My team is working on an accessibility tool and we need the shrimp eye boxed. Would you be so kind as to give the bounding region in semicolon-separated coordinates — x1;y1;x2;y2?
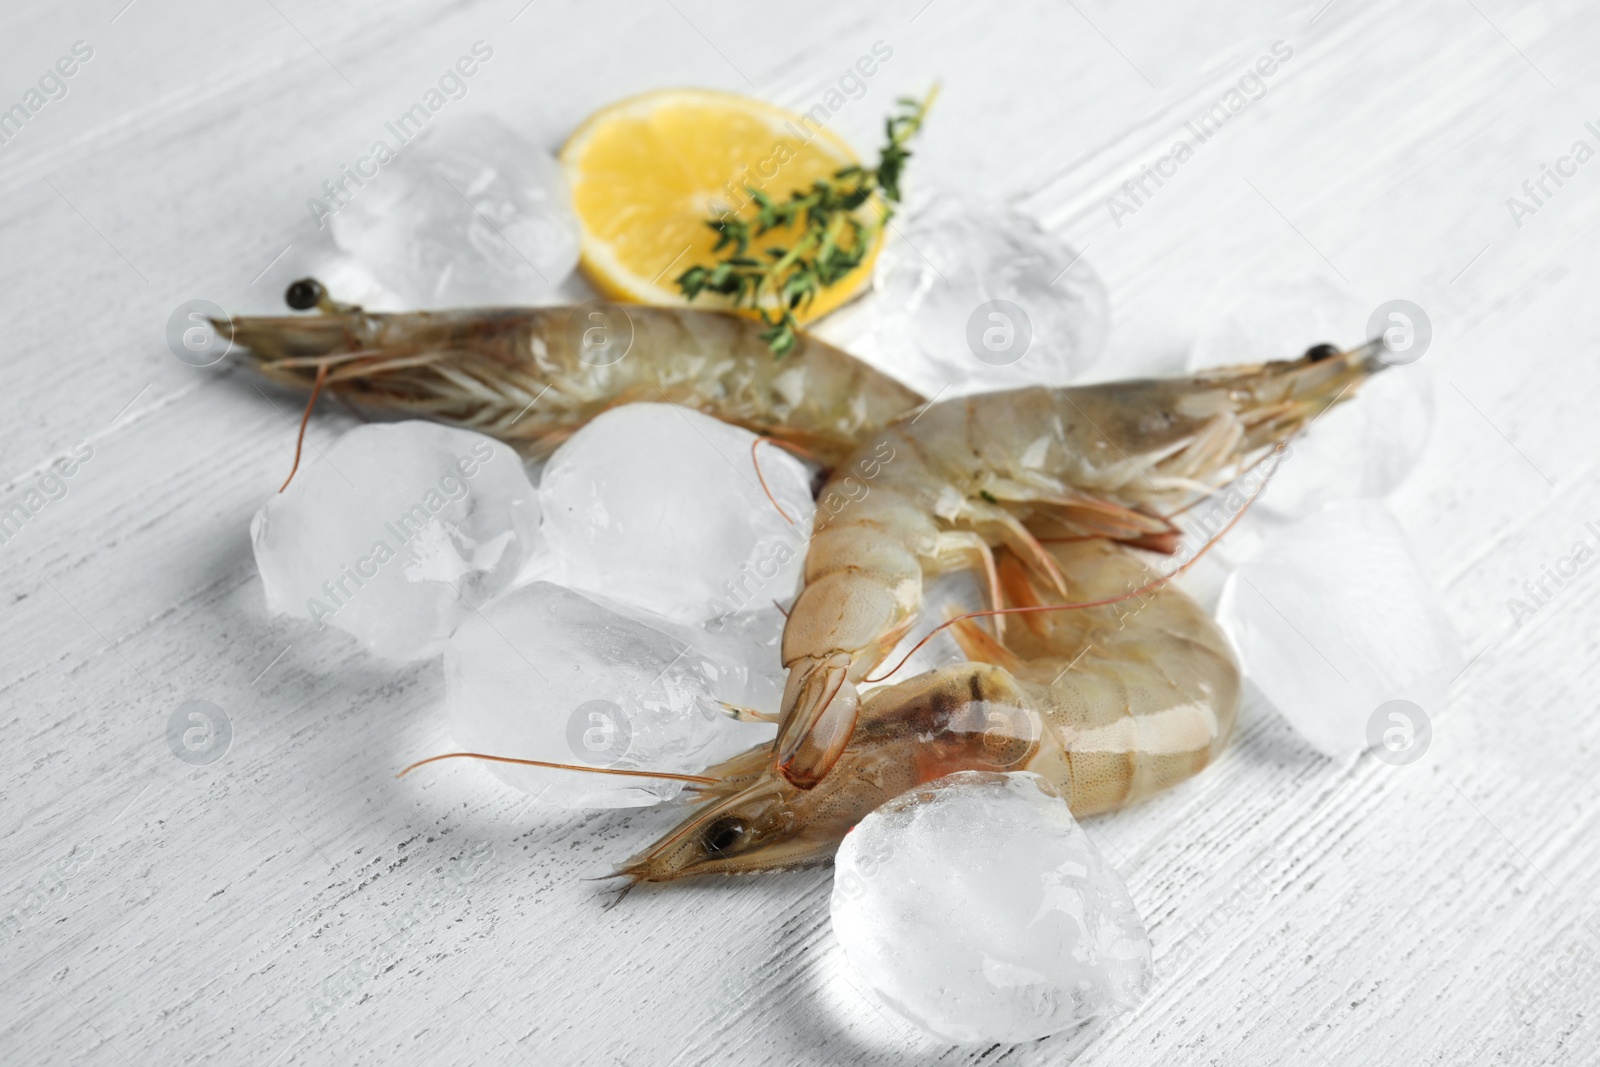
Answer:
702;817;747;855
1304;343;1339;363
285;278;326;311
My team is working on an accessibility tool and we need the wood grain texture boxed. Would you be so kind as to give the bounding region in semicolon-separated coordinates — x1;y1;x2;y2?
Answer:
3;0;1598;1064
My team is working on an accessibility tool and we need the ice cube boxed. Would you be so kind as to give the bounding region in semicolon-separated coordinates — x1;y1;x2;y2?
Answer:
251;421;539;660
1255;369;1433;519
329;114;579;307
1189;276;1434;518
1190;274;1364;371
248;213;408;313
698;600;789;710
1215;501;1463;757
830;770;1152;1044
444;581;776;808
814;195;1108;396
537;403;816;625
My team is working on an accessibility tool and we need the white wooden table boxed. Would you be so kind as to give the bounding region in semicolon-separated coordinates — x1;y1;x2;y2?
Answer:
4;1;1599;1063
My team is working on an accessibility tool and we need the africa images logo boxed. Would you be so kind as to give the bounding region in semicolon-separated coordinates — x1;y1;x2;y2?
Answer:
1505;520;1600;629
0;40;94;150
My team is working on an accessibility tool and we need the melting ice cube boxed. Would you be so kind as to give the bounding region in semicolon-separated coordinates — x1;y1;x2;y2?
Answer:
830;770;1152;1044
250;421;539;660
536;403;815;625
1190;274;1364;371
329;113;579;306
815;195;1109;397
1215;500;1463;757
444;581;777;807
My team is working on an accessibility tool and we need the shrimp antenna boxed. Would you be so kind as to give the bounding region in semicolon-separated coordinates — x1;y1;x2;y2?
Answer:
1163;443;1286;519
276;276;355;492
396;751;718;785
581;869;642;907
278;361;328;492
751;436;822;525
864;442;1285;682
600;879;637;910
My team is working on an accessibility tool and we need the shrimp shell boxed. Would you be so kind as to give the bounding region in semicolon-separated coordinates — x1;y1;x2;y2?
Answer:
219;302;924;466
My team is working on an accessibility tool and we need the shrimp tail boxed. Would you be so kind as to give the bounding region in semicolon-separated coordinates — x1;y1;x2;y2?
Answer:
774;653;861;789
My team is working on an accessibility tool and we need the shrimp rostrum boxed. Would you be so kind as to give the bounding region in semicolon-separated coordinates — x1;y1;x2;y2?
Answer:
620;536;1240;883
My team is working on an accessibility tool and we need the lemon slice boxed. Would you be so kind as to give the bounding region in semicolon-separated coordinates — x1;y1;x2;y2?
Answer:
560;88;880;322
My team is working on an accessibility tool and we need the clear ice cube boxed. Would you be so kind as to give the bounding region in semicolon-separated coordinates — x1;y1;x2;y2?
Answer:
249;214;407;313
1255;368;1433;518
1215;500;1463;757
814;195;1109;396
444;581;776;808
830;770;1152;1044
536;403;816;625
698;600;789;711
250;421;539;661
329;113;579;307
1190;274;1363;370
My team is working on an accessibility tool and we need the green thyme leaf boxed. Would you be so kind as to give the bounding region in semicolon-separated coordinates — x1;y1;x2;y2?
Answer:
676;85;937;355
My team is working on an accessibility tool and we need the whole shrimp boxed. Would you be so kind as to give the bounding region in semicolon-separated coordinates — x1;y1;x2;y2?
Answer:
616;535;1241;883
218;280;923;467
772;340;1387;788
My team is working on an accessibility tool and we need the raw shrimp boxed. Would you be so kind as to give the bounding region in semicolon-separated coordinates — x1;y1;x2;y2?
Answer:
772;340;1387;788
617;536;1241;883
217;280;924;466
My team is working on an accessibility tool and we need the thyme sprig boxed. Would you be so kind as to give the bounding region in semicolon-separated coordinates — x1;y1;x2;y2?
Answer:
676;86;937;356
